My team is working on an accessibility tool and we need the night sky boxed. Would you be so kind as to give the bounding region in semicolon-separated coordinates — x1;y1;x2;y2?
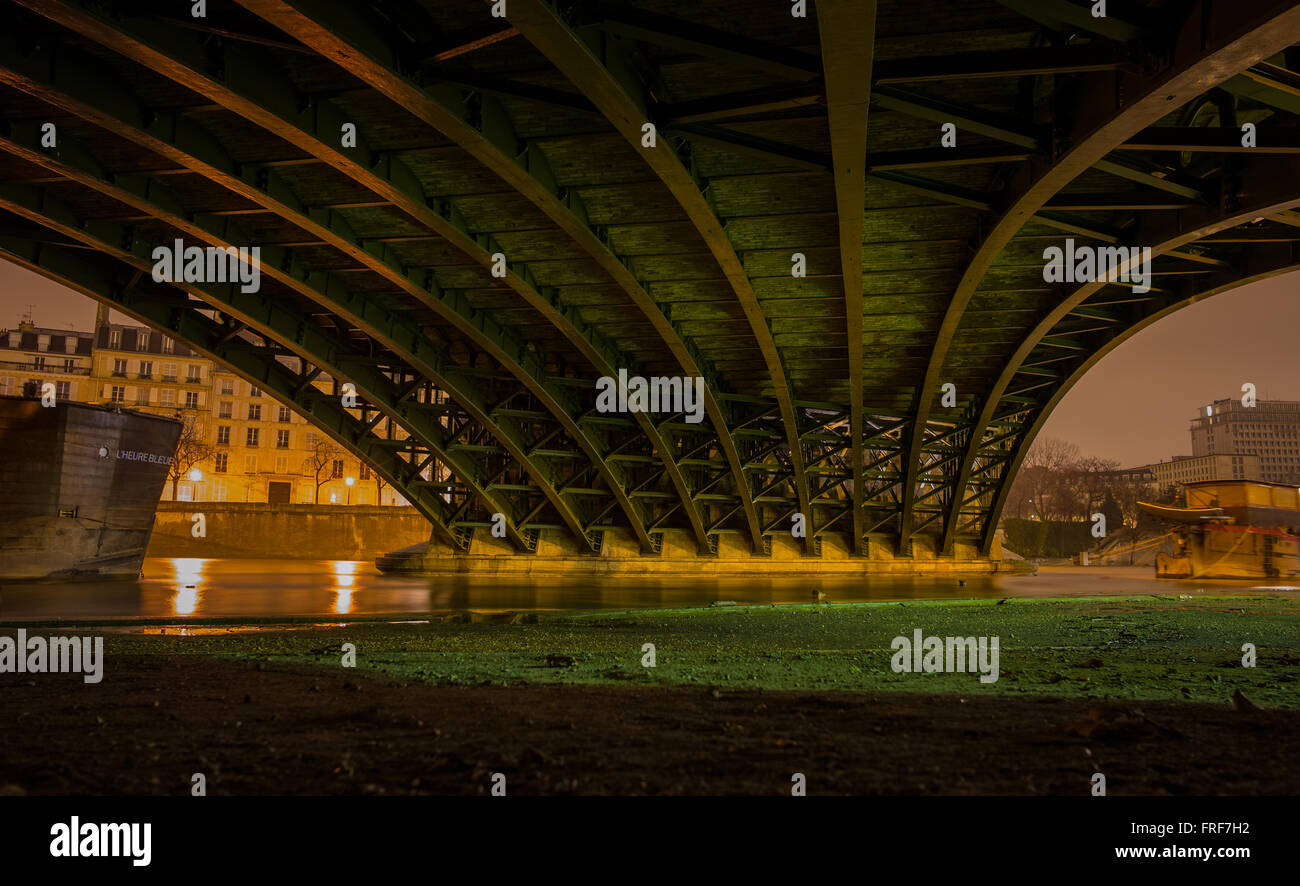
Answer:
2;260;1297;469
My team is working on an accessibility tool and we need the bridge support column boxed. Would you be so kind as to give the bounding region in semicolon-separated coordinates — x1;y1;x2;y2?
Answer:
376;528;1009;577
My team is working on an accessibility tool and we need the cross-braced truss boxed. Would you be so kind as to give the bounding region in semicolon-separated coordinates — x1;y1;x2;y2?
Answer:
2;0;1298;557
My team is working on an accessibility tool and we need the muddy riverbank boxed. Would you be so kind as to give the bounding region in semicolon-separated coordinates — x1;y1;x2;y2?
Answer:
2;595;1297;795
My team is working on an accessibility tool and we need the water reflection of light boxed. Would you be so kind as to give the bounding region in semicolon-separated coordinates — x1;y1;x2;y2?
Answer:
332;561;357;614
171;558;207;616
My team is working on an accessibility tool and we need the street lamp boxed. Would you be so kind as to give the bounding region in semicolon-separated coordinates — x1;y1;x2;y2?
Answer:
188;468;203;482
345;475;355;505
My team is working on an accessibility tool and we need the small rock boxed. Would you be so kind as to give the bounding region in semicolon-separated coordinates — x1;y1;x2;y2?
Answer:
1232;688;1262;713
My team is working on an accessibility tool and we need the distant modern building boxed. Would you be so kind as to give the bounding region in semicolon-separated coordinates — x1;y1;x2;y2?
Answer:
1;308;411;507
1141;453;1261;496
1191;397;1300;485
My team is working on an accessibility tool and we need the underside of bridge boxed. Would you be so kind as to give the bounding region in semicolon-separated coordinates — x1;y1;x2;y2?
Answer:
2;0;1299;570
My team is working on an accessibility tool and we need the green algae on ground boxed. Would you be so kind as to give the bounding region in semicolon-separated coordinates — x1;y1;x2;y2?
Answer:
57;594;1300;709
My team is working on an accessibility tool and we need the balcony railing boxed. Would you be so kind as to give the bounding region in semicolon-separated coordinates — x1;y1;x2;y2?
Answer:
0;360;90;375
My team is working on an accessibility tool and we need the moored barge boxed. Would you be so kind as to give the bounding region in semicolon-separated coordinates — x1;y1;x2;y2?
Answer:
0;395;181;580
1138;479;1300;579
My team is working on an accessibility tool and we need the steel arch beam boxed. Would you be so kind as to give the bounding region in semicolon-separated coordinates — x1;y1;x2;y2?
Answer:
0;231;467;548
979;248;1300;553
0;24;655;553
231;0;762;551
899;0;1300;550
0;186;540;552
947;156;1300;551
0;121;596;549
13;0;668;552
817;0;877;555
507;0;815;554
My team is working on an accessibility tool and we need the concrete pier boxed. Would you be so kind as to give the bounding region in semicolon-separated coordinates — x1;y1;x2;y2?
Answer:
377;527;1017;577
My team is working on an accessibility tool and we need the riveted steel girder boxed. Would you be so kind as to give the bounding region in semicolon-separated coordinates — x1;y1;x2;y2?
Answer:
0;121;598;549
0;24;658;553
231;0;763;552
899;0;1300;551
507;0;815;553
0;183;542;551
12;0;669;553
946;156;1300;551
0;229;471;548
817;0;877;555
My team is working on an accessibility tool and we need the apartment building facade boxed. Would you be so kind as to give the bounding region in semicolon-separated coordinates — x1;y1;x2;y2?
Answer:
1;314;407;507
0;323;94;400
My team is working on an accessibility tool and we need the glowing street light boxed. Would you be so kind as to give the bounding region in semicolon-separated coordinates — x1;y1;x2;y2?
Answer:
188;468;203;482
345;475;355;504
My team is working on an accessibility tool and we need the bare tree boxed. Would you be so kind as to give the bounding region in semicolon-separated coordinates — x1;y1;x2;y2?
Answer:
167;413;215;500
302;437;343;504
1009;438;1083;522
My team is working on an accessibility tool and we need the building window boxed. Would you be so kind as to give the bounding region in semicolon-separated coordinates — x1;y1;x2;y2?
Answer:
137;331;150;351
136;388;150;406
246;428;259;447
216;426;230;445
221;378;234;395
162;363;177;382
275;455;288;474
108;329;121;349
245;455;257;474
112;358;127;377
139;360;152;379
65;337;77;354
162;337;174;354
214;452;228;473
187;365;202;383
110;385;125;403
160;389;176;407
56;381;70;400
218;402;232;419
276;429;289;449
33;356;46;371
248;403;261;421
184;391;200;409
249;385;262;398
305;433;317;449
331;459;344;479
63;358;76;372
359;464;371;481
278;406;290;423
0;377;12;396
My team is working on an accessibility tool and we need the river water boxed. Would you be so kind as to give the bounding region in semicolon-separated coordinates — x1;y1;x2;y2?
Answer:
1;558;1297;622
